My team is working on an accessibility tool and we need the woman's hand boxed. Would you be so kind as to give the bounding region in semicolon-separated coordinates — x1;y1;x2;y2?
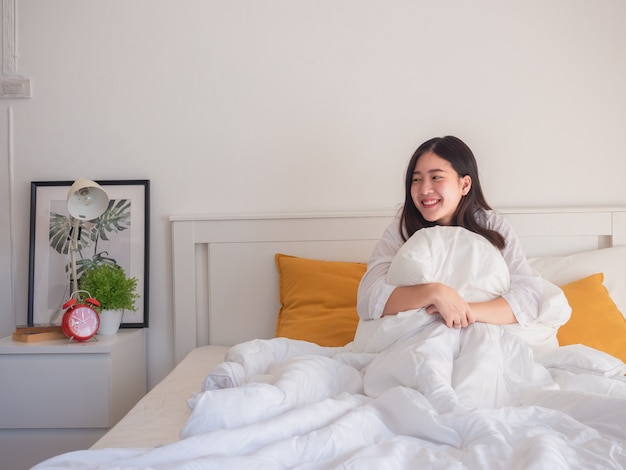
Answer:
424;283;476;329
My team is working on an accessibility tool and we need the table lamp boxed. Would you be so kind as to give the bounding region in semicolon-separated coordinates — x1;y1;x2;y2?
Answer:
66;177;109;295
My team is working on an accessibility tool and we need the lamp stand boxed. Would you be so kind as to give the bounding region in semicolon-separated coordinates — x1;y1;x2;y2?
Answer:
69;217;81;296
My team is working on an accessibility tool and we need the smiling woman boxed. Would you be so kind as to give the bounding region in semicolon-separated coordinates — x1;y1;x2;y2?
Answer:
402;136;504;249
357;136;540;329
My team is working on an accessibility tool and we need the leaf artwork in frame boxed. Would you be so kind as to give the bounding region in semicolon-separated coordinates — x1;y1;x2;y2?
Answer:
28;180;149;328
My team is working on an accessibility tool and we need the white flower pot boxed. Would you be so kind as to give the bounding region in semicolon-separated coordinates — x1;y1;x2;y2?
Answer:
98;309;123;335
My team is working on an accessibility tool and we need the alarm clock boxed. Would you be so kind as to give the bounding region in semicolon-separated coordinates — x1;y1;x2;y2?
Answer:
61;296;101;342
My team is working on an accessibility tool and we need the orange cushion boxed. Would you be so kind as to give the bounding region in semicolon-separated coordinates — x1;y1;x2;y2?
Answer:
558;273;626;363
275;254;366;347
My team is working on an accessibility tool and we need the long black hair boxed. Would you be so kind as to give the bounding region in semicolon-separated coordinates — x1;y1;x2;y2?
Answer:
399;135;505;249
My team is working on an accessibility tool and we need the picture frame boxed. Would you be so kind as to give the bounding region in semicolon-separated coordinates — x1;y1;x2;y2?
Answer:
27;179;150;328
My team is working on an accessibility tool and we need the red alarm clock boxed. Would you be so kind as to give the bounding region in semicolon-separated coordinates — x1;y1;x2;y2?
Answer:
61;294;101;342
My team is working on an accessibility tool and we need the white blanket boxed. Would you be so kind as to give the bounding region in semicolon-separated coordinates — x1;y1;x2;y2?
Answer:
33;337;626;469
34;227;626;469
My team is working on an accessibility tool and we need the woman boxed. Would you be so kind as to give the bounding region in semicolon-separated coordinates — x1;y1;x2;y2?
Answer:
357;136;542;329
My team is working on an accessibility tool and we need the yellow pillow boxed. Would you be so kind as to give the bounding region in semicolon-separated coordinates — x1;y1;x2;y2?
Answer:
558;273;626;363
275;254;366;347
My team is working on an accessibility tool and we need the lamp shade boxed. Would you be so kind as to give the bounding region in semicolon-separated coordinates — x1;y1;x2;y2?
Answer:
67;177;109;221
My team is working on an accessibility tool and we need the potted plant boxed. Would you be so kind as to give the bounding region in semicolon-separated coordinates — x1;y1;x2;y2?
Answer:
79;263;139;335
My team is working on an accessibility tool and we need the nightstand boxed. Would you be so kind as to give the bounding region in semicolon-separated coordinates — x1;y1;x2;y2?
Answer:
0;328;147;470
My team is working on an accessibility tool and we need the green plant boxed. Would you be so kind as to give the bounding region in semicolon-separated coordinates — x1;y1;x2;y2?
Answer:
79;264;139;312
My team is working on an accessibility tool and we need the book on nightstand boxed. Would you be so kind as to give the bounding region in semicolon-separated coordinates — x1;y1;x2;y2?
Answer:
12;325;67;342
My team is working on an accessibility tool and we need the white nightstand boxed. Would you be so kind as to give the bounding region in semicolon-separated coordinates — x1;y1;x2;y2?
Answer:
0;328;147;470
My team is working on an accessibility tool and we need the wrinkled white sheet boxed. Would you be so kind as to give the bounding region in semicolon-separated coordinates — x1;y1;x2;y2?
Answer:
34;332;626;470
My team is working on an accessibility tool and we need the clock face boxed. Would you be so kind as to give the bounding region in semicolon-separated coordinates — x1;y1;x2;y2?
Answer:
63;305;100;341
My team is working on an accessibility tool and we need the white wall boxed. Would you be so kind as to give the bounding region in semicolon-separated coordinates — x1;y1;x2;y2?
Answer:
1;0;625;388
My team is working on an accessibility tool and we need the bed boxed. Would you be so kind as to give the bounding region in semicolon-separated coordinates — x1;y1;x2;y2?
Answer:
34;207;626;469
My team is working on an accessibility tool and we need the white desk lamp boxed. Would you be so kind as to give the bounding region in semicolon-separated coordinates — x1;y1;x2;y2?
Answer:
67;178;109;295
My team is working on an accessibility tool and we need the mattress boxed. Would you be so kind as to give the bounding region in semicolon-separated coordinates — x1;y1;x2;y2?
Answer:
91;345;228;449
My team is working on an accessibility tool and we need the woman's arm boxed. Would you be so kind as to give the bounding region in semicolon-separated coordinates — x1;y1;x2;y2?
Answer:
357;218;404;320
390;283;475;328
469;297;516;324
481;210;543;325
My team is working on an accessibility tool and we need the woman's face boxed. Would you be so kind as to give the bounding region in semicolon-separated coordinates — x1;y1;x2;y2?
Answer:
410;151;471;226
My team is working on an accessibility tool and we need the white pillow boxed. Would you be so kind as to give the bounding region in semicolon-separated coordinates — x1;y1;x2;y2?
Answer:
386;225;510;302
528;246;626;318
352;226;510;353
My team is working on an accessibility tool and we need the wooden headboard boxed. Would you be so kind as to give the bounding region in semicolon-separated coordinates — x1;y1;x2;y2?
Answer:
170;207;626;363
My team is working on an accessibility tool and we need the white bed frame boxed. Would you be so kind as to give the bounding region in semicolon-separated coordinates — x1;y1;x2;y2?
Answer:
170;207;626;364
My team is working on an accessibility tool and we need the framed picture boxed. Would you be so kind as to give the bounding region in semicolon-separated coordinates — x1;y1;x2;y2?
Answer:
27;179;150;328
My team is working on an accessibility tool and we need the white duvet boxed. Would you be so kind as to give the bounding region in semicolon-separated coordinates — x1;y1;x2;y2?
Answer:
35;227;626;469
